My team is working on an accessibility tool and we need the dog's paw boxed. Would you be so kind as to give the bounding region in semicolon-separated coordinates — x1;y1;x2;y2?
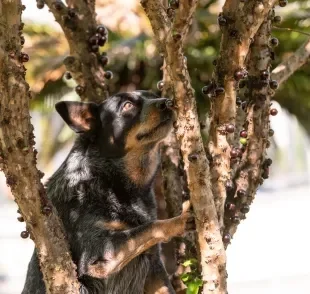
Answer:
172;201;196;236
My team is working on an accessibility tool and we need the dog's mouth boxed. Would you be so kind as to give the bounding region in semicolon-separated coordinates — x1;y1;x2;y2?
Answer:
136;117;172;141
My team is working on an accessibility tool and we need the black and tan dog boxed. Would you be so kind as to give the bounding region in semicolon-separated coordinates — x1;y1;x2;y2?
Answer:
22;91;194;294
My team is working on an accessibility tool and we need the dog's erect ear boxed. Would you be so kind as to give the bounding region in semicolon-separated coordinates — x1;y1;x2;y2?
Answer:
55;101;98;133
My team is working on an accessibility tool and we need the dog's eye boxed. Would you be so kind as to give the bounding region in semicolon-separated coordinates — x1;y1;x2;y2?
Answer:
122;102;134;112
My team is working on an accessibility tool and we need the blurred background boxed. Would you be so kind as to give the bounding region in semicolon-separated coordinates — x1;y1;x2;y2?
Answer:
0;0;310;293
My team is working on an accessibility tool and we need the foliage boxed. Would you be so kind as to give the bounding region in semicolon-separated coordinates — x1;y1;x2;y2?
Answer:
22;0;310;163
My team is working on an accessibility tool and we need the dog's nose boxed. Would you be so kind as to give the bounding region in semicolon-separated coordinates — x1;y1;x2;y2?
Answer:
156;99;174;110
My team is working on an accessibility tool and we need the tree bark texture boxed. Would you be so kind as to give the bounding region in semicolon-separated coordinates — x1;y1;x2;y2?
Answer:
223;10;274;246
44;0;109;102
0;1;80;293
208;0;276;232
271;38;310;85
142;1;227;293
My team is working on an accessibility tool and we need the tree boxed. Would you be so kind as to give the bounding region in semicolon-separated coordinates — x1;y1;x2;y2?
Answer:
0;0;309;293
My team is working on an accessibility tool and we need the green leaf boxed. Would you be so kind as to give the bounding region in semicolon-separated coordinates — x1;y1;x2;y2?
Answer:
186;281;202;294
182;258;198;267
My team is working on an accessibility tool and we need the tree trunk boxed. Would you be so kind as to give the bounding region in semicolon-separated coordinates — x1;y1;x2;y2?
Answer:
0;1;80;293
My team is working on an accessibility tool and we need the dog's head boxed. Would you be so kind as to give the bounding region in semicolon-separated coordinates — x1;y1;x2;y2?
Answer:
55;91;175;157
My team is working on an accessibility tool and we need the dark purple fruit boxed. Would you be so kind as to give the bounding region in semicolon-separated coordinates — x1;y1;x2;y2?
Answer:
75;85;85;95
215;87;225;95
17;216;24;222
166;100;174;108
226;124;235;133
236;148;242;158
223;234;231;243
270;37;279;47
236;98;242;106
99;55;109;67
266;140;271;148
42;206;52;215
68;9;76;18
230;148;238;159
265;158;273;166
270;108;278;116
157;80;164;91
225;180;234;191
234;70;244;81
260;70;269;80
170;0;179;9
88;35;98;45
237;189;246;197
225;202;236;211
212;59;217;66
173;33;182;41
200;121;206;129
232;216;240;224
98;36;107;46
21;231;29;239
262;168;269;179
20;36;25;45
167;7;175;18
20;53;29;63
91;45;99;52
53;0;63;10
218;16;227;26
240;130;247;138
273;16;282;23
104;71;113;79
36;0;44;9
279;0;288;7
65;72;72;79
269;80;279;90
202;84;213;95
188;153;198;162
268;129;274;136
97;25;108;36
241;205;250;214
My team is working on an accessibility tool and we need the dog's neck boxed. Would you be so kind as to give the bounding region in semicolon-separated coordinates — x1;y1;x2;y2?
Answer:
72;137;161;189
121;144;160;188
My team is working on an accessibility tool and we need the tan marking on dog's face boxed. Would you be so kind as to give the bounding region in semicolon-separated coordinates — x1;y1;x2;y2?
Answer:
123;144;160;186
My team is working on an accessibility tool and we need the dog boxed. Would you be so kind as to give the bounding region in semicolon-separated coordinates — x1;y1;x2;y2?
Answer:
22;91;194;294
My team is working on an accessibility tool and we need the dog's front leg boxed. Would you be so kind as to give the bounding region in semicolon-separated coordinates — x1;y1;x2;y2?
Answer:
85;201;194;279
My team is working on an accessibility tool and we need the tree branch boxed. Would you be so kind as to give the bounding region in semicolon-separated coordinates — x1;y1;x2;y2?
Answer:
0;2;80;293
44;0;109;102
142;1;227;293
271;38;310;85
224;10;274;247
208;0;276;232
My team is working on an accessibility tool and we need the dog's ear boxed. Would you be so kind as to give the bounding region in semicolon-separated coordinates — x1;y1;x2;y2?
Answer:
55;101;98;133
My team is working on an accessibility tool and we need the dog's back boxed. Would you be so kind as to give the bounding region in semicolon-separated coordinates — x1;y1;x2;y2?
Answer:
22;91;176;294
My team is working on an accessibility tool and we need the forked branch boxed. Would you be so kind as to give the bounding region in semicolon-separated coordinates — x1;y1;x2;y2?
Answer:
208;0;276;232
224;11;274;246
44;0;109;102
142;0;226;293
0;1;80;293
271;38;310;85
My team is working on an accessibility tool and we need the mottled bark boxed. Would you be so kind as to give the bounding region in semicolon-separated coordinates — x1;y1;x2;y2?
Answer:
271;38;310;85
142;1;227;293
223;11;274;246
44;0;109;102
0;1;80;293
208;0;276;232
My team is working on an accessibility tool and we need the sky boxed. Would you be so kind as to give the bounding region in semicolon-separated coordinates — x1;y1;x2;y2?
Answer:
22;1;59;28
